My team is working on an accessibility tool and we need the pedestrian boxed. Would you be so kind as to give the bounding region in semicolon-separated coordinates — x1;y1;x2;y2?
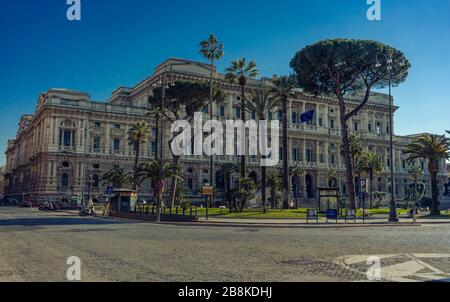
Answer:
103;198;110;217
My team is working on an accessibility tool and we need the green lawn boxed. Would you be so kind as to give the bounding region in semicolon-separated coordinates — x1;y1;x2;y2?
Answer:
195;208;410;219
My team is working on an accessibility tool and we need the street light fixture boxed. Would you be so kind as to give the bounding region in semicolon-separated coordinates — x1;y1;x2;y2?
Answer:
376;53;399;222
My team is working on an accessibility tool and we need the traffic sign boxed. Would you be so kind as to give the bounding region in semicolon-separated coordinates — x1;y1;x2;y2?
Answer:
202;186;214;196
360;179;367;193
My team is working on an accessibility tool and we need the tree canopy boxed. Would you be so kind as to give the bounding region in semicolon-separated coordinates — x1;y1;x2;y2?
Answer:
290;39;410;119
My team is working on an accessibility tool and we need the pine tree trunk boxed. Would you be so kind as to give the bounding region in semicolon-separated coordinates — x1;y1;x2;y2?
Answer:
338;100;356;209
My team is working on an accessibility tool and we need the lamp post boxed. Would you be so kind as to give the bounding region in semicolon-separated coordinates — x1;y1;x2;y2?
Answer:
82;128;93;206
377;54;399;222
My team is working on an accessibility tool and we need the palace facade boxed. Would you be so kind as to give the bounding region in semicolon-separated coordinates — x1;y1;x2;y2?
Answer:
3;58;449;207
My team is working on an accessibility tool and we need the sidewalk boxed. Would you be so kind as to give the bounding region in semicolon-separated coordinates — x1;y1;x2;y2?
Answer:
190;216;450;228
53;208;450;228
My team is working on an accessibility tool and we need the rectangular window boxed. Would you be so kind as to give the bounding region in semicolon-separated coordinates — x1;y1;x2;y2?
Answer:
318;117;323;127
306;149;313;162
354;122;358;132
279;147;283;161
331;154;335;164
114;124;121;129
292;148;298;161
235;107;241;119
319;153;324;163
368;123;372;132
252;111;256;120
268;112;273;121
93;137;101;150
220;105;225;117
376;122;382;135
62;130;72;147
151;142;157;154
94;121;101;128
292;112;297;124
113;138;121;151
330;119;334;129
203;106;209;114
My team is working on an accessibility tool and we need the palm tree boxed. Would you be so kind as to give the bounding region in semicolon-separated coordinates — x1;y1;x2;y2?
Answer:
290;164;305;206
225;58;259;179
146;106;160;160
404;134;450;215
128;122;151;190
101;166;133;189
219;163;240;213
271;75;297;210
407;165;424;209
245;88;278;213
199;34;224;207
267;172;283;209
357;152;384;208
137;159;183;222
340;133;363;172
326;168;338;188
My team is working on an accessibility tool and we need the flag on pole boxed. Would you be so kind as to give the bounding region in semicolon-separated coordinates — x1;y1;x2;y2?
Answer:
300;110;315;124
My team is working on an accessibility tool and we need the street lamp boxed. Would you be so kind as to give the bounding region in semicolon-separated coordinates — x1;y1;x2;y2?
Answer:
376;54;399;222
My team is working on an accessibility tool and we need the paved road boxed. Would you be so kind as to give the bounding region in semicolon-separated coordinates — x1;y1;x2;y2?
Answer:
1;207;450;282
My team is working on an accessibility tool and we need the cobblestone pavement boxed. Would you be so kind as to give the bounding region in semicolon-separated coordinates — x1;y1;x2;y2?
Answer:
1;207;450;282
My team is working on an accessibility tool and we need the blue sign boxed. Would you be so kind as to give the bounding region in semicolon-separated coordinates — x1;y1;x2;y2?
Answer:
106;186;114;195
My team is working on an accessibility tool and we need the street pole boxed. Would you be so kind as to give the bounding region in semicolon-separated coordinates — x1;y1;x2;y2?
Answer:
157;75;166;224
388;73;399;222
209;61;214;212
87;174;92;201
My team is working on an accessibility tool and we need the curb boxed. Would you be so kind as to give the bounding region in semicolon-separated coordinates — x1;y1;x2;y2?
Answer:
157;221;425;229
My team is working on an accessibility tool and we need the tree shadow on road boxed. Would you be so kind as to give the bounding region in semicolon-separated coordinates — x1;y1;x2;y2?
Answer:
0;217;126;227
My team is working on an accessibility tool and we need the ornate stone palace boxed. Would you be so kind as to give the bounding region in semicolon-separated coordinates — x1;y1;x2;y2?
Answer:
3;58;448;206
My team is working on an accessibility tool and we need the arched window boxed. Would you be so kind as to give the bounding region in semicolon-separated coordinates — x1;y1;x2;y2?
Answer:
61;173;69;187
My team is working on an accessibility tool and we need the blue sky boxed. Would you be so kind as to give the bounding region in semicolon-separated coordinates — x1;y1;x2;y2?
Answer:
0;0;449;165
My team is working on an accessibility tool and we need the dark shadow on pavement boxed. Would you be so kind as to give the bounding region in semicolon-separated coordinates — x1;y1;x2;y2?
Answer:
0;217;126;227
